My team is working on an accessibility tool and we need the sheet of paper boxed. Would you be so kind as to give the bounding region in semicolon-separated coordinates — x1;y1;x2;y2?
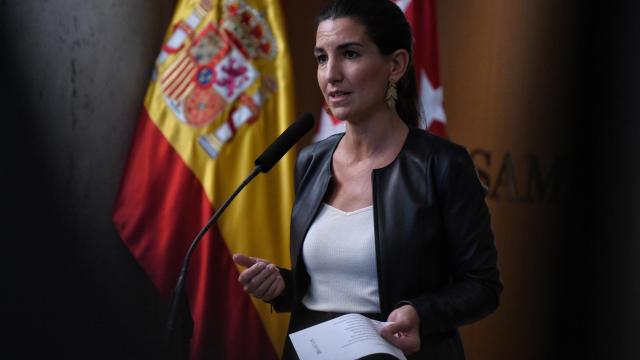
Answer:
289;313;407;360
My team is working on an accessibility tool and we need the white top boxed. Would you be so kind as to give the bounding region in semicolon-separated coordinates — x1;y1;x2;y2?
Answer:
301;203;381;313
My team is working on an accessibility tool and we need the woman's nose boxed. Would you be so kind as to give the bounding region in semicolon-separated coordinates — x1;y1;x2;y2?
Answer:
325;58;342;84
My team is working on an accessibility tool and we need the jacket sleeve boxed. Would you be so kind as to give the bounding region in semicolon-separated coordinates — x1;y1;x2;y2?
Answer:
268;146;315;313
268;267;293;312
404;145;502;334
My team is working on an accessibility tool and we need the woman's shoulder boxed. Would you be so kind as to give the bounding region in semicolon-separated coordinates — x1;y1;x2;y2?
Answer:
405;128;470;162
406;129;483;191
294;132;344;182
298;132;344;162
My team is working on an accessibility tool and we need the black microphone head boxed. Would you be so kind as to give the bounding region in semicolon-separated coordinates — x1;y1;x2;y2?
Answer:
254;113;314;173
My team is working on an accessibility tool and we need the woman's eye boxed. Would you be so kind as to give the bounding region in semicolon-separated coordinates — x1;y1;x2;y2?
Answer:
316;54;328;64
344;50;359;59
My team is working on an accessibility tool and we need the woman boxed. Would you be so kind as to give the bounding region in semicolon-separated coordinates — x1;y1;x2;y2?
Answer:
233;0;502;358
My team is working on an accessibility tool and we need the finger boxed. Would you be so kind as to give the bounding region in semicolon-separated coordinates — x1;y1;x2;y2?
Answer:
386;311;399;322
245;263;277;293
380;330;401;348
238;261;266;285
233;253;257;268
391;336;420;354
262;273;283;301
380;321;406;339
380;328;418;353
379;323;399;344
253;272;278;298
262;268;284;300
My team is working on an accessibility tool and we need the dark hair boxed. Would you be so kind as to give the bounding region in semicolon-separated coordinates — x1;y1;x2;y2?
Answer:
318;0;420;128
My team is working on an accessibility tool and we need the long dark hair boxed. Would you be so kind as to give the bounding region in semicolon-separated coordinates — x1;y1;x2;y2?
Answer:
317;0;420;128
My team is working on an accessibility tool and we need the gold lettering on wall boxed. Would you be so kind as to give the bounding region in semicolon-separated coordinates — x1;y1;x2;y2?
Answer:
471;149;563;203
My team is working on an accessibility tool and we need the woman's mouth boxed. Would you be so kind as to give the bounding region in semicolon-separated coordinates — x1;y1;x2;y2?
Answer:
328;90;352;102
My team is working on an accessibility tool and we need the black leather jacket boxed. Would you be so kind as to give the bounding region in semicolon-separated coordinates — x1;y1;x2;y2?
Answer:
273;128;502;359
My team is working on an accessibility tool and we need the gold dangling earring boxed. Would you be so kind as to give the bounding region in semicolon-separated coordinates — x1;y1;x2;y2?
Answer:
385;79;398;109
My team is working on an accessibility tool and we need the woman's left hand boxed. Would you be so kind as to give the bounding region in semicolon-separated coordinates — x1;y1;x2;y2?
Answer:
379;304;421;354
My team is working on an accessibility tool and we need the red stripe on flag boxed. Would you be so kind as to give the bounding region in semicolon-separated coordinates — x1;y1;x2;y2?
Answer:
166;64;197;98
113;109;278;360
162;56;194;97
162;55;190;83
173;73;196;99
405;0;441;88
427;119;446;136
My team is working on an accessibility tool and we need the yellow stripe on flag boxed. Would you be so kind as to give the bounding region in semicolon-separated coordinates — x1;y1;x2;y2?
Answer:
145;0;294;355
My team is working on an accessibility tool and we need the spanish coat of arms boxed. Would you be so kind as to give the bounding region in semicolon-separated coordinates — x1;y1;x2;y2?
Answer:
155;0;278;159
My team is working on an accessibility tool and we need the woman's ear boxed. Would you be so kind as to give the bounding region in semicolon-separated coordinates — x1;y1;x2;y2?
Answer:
389;49;410;82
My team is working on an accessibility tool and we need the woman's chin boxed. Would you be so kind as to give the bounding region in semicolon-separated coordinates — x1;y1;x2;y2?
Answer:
330;107;355;121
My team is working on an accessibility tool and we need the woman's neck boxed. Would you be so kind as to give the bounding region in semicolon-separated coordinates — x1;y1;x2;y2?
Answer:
341;110;409;163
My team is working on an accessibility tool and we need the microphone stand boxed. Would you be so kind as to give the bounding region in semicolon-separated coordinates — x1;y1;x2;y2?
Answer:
164;111;314;359
166;165;263;359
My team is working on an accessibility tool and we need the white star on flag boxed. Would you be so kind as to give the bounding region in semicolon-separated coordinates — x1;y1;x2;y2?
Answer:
394;0;412;12
314;108;345;142
419;69;446;130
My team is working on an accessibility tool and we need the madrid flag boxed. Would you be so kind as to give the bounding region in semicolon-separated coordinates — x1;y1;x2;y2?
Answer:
113;1;294;359
314;0;447;140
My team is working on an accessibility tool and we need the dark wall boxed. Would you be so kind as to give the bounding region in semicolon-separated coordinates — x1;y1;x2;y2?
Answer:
1;1;175;358
0;1;326;358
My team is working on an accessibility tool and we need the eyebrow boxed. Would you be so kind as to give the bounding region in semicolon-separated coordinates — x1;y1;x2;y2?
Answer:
314;42;364;54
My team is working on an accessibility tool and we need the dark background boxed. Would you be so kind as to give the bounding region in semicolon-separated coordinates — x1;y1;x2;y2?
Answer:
557;1;640;358
2;0;639;359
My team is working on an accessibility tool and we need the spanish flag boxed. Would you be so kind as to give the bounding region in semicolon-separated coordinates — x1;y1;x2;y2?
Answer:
113;1;293;358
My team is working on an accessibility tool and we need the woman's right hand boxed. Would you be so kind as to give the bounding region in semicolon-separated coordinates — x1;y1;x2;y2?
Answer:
233;253;285;302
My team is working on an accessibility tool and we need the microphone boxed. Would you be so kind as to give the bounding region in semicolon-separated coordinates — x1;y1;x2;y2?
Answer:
166;113;315;355
255;112;314;172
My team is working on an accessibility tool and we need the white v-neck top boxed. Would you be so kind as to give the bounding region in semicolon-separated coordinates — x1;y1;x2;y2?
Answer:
301;203;381;313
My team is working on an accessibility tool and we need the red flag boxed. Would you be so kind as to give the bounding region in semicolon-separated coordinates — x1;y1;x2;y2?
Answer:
314;0;446;141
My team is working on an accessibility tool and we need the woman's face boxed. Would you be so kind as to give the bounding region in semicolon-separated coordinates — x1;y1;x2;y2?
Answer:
315;17;392;122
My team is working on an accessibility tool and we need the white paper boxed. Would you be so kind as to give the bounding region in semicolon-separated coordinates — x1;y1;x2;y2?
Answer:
289;313;407;360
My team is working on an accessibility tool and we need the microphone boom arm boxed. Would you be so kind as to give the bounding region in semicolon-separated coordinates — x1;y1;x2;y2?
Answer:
166;165;262;338
164;112;313;357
